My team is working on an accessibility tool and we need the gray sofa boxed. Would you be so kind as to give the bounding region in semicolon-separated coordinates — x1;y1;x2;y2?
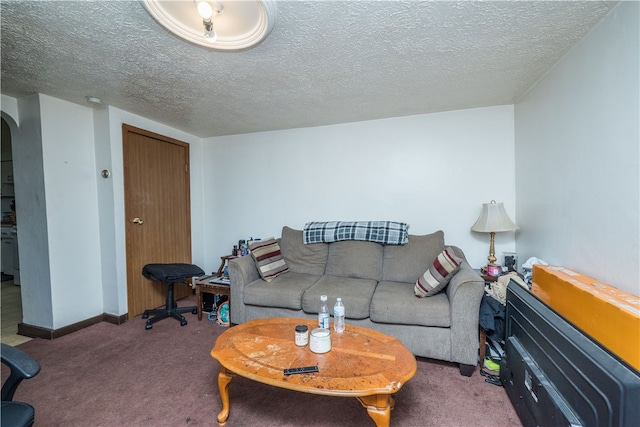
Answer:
228;226;485;376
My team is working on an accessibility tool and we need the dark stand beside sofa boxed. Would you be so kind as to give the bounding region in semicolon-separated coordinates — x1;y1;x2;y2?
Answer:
229;226;485;376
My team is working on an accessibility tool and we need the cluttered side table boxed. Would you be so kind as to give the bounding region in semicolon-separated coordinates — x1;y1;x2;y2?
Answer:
194;277;231;321
476;268;527;376
193;255;236;321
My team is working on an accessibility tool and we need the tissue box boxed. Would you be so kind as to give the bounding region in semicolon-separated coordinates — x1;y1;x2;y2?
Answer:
532;265;640;372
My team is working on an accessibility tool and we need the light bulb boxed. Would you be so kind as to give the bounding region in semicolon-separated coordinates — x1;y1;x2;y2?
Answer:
196;1;213;19
196;0;222;43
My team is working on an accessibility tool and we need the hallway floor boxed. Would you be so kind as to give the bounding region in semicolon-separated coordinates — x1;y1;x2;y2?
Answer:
1;279;32;346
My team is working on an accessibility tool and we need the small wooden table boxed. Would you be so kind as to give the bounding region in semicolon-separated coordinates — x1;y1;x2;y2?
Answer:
193;276;231;321
210;318;417;426
192;255;237;321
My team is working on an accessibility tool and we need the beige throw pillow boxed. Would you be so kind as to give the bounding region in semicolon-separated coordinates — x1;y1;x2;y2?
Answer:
414;247;462;297
249;237;289;282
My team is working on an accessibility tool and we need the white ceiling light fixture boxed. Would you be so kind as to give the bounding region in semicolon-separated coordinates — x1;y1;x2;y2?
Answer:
85;96;103;105
196;1;222;43
142;0;276;51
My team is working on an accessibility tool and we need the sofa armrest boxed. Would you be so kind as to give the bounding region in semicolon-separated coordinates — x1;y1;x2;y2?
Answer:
228;255;260;324
445;252;485;366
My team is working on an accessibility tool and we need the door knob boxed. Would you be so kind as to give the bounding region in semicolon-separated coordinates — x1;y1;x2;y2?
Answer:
132;217;144;224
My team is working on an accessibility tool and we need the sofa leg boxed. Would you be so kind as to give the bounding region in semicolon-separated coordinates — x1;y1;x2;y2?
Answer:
459;363;475;377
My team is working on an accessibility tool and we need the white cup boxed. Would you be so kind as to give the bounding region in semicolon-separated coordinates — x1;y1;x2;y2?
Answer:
309;328;331;353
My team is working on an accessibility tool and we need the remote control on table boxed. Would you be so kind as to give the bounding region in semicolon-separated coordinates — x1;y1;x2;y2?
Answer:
283;365;319;375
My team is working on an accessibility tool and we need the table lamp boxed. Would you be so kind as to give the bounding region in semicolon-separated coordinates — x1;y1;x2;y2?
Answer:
471;200;519;276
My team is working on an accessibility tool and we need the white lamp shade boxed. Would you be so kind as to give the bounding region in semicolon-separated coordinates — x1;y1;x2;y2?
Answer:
471;201;518;233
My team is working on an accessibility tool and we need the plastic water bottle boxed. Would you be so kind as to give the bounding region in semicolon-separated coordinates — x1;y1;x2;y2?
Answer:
333;297;345;333
318;295;330;329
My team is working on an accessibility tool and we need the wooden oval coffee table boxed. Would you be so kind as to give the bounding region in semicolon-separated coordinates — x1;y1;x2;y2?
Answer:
210;317;417;426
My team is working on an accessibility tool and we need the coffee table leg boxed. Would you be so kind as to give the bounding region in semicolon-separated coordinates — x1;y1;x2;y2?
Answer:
357;394;392;427
217;366;235;425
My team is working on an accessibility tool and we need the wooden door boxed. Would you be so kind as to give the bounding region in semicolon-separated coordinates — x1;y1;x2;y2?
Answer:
123;124;193;317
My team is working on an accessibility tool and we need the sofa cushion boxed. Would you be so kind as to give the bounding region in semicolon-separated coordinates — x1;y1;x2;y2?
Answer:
280;226;328;275
325;241;383;281
414;247;462;297
302;275;378;319
382;231;445;283
249;237;289;282
370;281;451;327
243;272;321;310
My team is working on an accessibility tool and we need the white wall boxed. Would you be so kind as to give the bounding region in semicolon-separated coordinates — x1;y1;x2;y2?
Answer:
515;1;639;296
202;105;517;273
9;95;54;328
93;107;119;315
39;95;105;328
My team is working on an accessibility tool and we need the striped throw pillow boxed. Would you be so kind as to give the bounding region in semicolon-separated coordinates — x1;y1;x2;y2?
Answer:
414;247;462;297
249;238;289;282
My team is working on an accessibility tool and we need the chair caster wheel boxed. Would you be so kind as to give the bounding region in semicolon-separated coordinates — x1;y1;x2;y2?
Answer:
192;308;198;314
173;302;178;309
145;323;152;330
181;320;187;326
142;313;149;319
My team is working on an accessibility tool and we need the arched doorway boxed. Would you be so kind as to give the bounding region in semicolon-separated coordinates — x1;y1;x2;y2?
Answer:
0;113;29;345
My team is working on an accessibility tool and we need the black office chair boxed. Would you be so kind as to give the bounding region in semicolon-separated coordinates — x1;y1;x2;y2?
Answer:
141;263;204;329
1;343;41;427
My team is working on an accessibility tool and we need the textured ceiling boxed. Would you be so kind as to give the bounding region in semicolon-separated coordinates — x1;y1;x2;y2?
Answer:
1;1;617;138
